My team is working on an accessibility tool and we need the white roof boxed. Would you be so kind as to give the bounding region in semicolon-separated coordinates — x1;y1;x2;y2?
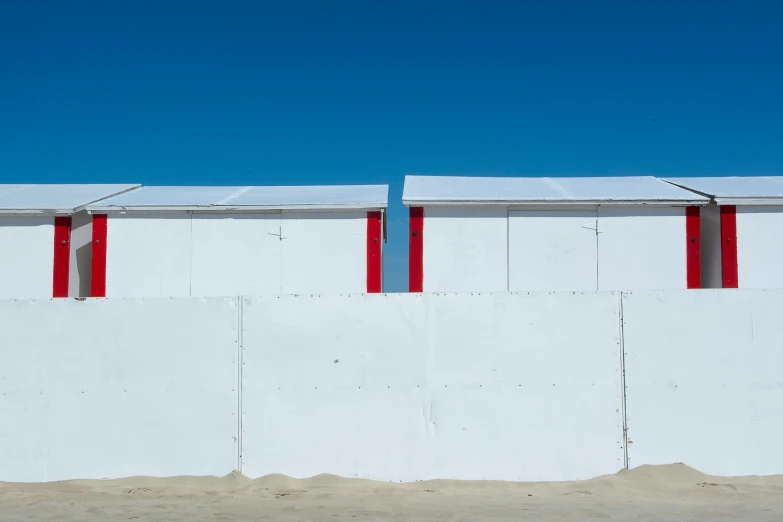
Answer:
0;184;141;215
402;175;708;206
664;177;783;205
87;185;389;212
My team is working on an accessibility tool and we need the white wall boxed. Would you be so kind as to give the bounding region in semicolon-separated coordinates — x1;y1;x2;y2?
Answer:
0;216;54;299
597;207;686;291
241;293;625;482
105;213;192;297
422;207;508;292
0;297;239;482
623;289;783;476
736;206;783;289
104;210;370;297
281;211;367;294
2;290;783;482
191;212;282;296
424;206;690;293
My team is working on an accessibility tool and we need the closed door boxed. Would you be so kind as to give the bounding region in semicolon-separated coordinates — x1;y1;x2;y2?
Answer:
509;210;598;291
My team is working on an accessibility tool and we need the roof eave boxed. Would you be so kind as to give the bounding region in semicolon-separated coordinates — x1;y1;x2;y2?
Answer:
402;198;709;207
714;197;783;206
0;208;76;216
87;202;388;213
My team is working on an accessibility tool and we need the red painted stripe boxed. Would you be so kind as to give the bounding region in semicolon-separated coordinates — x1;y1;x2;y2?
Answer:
720;205;738;288
409;207;424;292
52;216;72;298
91;214;108;297
685;206;701;289
366;211;382;293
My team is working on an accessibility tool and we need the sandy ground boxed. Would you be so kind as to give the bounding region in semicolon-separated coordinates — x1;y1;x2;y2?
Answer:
2;464;783;521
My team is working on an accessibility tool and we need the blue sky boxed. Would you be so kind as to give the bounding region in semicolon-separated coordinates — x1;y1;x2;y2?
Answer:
1;1;781;291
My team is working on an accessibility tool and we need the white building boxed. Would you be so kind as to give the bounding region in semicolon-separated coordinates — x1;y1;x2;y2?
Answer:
665;177;783;289
86;185;388;297
0;184;140;298
402;175;708;293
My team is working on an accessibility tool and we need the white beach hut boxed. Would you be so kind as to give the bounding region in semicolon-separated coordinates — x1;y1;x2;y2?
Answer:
665;177;783;289
86;185;388;297
0;184;140;298
402;175;708;293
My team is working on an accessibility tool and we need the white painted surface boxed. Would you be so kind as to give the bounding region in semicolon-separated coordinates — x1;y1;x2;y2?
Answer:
404;175;708;206
422;207;508;292
0;297;238;482
700;203;723;288
190;212;282;296
509;209;598;291
623;290;783;476
597;207;686;290
241;292;624;482
0;184;139;214
736;206;783;289
105;213;192;297
665;176;783;205
0;217;54;299
281;211;367;294
89;184;388;211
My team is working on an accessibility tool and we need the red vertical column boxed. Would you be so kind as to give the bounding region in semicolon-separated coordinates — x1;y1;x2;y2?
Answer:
720;205;738;288
685;206;701;289
409;207;424;292
52;216;72;298
91;214;108;297
366;211;382;293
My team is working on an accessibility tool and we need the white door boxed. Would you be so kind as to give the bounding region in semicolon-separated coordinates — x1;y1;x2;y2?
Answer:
597;206;686;291
190;212;283;297
509;210;598;291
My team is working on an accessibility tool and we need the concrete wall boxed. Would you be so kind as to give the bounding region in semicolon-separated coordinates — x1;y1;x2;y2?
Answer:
241;293;624;482
0;216;54;299
102;210;371;297
1;289;782;482
420;205;691;292
622;289;783;475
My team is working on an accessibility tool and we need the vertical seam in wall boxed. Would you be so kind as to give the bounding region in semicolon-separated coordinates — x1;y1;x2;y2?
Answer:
236;296;244;473
618;291;629;470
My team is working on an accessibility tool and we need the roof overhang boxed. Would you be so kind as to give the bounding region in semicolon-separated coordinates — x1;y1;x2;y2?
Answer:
87;203;387;213
402;198;709;207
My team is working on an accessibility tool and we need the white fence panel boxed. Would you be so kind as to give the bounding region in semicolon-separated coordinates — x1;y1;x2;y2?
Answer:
622;289;783;475
0;297;239;482
241;292;625;482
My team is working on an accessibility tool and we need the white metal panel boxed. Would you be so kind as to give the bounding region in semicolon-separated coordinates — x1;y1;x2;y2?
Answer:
665;176;783;205
422;207;508;292
0;217;54;298
190;213;282;297
241;292;624;482
736;206;783;289
88;184;388;211
0;184;140;214
281;211;367;294
0;297;238;482
623;290;783;476
509;209;597;291
597;207;686;290
104;213;192;297
403;175;708;206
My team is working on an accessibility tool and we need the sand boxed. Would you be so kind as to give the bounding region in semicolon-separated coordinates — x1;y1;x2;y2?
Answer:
2;464;783;521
